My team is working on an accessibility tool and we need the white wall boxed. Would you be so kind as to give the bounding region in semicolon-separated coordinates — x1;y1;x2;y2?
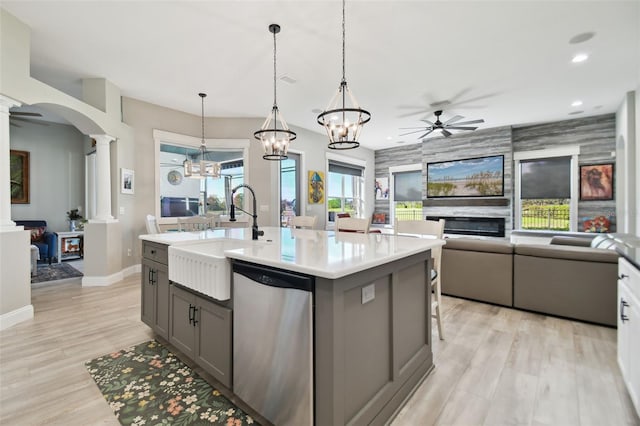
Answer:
10;121;87;231
616;90;638;235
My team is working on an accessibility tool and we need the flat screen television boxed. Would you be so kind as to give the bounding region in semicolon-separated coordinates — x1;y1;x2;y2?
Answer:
427;154;504;198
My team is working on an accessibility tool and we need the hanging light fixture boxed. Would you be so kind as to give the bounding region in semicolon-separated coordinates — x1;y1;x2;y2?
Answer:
184;93;221;178
254;23;296;161
317;0;371;150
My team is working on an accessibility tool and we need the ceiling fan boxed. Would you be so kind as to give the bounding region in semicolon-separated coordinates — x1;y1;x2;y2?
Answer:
10;111;47;127
399;110;484;139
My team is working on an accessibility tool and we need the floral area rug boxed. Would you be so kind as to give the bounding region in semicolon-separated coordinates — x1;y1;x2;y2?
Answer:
31;263;82;284
85;340;256;426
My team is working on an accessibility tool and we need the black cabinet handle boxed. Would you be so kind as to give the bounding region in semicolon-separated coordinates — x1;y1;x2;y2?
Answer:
148;269;154;285
618;273;629;280
192;307;199;327
188;304;194;324
150;249;156;255
620;298;630;323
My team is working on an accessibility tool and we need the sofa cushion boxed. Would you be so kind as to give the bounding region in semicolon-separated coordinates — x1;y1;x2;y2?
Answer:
549;236;593;247
515;244;618;263
443;238;513;254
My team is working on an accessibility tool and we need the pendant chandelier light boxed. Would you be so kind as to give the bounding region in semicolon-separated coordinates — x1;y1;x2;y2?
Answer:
254;24;296;161
184;93;221;179
317;0;371;150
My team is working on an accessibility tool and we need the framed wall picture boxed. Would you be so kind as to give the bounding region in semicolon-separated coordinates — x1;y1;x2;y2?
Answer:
427;155;504;198
308;171;324;204
580;163;614;201
375;177;389;200
10;149;30;204
121;168;135;195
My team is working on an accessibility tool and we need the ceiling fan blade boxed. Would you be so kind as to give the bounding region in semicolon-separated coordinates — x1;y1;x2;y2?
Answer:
441;129;452;137
443;115;463;125
418;130;434;139
11;111;42;117
444;126;478;131
399;126;431;130
420;119;435;126
399;129;430;136
11;117;49;126
450;119;485;126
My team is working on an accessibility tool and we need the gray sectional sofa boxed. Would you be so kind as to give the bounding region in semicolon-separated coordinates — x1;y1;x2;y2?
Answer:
441;236;619;326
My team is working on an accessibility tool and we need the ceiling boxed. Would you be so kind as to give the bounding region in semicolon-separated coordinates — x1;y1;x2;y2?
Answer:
3;1;639;150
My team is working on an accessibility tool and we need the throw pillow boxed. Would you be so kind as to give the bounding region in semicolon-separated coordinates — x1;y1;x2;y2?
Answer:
29;226;46;243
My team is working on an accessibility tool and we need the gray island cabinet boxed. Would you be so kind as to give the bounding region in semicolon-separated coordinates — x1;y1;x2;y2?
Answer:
140;241;169;340
140;227;443;425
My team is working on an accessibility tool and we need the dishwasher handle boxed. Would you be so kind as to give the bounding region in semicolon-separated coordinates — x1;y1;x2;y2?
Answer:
233;262;313;292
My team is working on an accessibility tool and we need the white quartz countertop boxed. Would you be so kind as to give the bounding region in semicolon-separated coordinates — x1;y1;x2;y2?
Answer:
141;227;444;279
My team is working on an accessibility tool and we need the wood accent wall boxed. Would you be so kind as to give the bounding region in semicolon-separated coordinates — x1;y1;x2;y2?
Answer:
374;113;617;234
513;114;616;231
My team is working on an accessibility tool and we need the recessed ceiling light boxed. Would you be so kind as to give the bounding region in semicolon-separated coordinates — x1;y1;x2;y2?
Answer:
571;100;583;107
396;140;406;144
569;110;584;115
386;136;393;141
280;75;296;84
572;53;589;63
569;32;595;44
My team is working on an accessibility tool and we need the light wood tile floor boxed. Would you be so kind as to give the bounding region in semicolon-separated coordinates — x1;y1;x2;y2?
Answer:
1;276;638;425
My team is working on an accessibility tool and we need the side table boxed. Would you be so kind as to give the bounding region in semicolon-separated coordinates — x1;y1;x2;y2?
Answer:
55;231;84;263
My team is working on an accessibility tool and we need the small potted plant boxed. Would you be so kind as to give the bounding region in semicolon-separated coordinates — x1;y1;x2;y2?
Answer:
67;208;83;231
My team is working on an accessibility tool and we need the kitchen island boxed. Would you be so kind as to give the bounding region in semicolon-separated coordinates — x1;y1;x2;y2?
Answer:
140;226;444;425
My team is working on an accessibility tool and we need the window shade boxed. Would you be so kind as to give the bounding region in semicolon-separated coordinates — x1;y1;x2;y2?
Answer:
328;161;363;177
521;157;571;199
394;170;422;201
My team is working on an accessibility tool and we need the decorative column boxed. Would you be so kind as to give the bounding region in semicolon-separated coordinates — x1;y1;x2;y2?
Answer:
0;95;32;329
90;134;116;221
83;134;121;286
0;95;21;230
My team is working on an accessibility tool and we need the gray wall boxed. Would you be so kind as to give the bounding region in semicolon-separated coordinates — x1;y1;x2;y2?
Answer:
10;121;87;232
374;114;617;234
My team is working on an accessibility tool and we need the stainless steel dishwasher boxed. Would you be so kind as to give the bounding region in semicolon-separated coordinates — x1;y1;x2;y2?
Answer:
232;261;314;426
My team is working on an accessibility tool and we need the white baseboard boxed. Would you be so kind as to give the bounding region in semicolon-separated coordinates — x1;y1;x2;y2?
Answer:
0;304;34;330
82;263;141;287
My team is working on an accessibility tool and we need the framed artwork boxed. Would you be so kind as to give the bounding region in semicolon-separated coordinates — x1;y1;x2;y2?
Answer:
10;149;30;204
375;177;389;200
308;170;324;204
427;155;504;198
580;163;613;201
121;168;135;194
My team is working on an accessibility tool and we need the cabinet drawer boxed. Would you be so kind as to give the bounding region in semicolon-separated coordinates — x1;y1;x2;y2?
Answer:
143;241;168;265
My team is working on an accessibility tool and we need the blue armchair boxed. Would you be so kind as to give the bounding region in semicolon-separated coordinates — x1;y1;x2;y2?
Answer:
15;220;57;264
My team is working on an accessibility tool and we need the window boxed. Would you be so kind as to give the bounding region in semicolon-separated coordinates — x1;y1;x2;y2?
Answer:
389;164;422;223
514;147;579;231
153;130;249;221
393;169;422;221
327;160;364;221
205;160;244;214
280;152;300;227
